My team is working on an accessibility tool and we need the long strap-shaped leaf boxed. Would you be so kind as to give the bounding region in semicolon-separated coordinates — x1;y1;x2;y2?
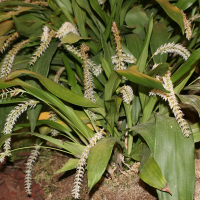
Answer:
155;114;195;200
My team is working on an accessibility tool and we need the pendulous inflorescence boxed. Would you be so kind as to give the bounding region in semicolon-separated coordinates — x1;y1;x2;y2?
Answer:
0;32;19;54
24;144;40;196
72;130;105;199
111;22;137;70
0;39;29;79
149;71;191;137
1;100;38;162
152;42;191;61
117;85;134;104
48;111;59;136
0;87;26;99
181;10;192;40
29;26;56;65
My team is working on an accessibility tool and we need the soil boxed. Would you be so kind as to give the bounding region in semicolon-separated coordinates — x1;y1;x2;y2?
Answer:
1;150;200;200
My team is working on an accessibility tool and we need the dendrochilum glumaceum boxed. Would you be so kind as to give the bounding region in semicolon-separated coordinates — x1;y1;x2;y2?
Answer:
0;100;38;162
0;39;29;79
0;32;19;53
152;42;191;61
24;144;40;196
72;130;105;199
149;71;191;137
116;85;134;104
111;22;137;70
48;111;59;137
29;26;56;65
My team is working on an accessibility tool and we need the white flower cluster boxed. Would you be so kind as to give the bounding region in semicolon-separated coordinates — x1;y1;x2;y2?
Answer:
112;53;137;70
48;111;59;136
66;44;102;76
72;130;104;199
111;22;137;70
153;42;191;61
2;100;38;160
24;144;40;196
0;39;29;79
0;87;26;99
117;85;134;104
98;0;106;5
53;67;65;83
190;14;200;22
83;66;96;103
149;71;191;137
0;32;19;53
29;27;55;65
56;22;80;39
181;11;192;40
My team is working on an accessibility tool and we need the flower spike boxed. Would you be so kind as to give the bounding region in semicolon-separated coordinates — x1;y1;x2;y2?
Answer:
24;144;40;196
149;71;191;137
72;130;104;199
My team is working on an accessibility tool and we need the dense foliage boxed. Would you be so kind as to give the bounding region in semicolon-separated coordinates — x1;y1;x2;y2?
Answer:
0;0;200;199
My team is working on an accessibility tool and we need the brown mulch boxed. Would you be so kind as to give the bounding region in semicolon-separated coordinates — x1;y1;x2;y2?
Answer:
0;158;45;200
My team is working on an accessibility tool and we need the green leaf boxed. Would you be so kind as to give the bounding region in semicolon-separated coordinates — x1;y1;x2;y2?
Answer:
104;71;121;101
61;32;88;44
175;0;197;11
156;0;184;33
171;48;200;83
13;15;43;37
139;143;168;191
125;7;149;36
89;0;109;24
125;34;143;59
56;158;79;173
131;122;156;153
27;42;59;132
120;0;137;26
7;70;100;108
178;95;200;117
136;13;153;73
0;78;94;140
101;56;112;78
71;0;88;38
87;137;121;190
147;63;169;77
155;114;195;200
116;65;168;92
0;20;14;36
191;122;200;143
0;7;34;22
150;23;168;64
54;0;74;24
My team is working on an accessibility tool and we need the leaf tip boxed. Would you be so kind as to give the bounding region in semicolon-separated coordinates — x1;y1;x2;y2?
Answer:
161;183;171;195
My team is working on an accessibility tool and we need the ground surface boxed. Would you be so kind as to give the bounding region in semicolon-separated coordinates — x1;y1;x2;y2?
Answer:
1;150;200;200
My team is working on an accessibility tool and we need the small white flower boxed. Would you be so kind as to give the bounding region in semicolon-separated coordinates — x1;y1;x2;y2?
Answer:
56;22;80;39
117;85;134;104
153;42;191;61
25;144;40;196
0;39;29;79
72;130;104;199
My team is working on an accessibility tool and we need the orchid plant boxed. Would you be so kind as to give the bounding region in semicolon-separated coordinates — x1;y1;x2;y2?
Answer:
0;0;200;199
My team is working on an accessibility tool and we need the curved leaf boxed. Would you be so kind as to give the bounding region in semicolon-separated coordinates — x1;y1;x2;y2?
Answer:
155;114;195;200
171;48;200;83
7;70;100;108
156;0;184;33
175;0;197;11
87;137;121;190
0;20;14;36
139;143;169;192
116;65;168;92
56;158;79;174
178;95;200;117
